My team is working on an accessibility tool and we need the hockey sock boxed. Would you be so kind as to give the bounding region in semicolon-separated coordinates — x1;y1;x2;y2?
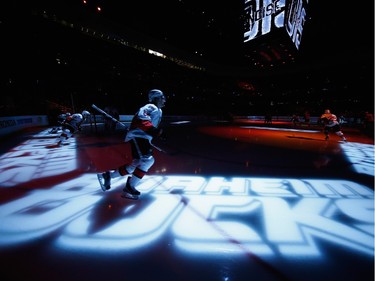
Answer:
336;131;344;138
118;165;132;176
129;168;147;187
129;175;141;187
110;169;121;178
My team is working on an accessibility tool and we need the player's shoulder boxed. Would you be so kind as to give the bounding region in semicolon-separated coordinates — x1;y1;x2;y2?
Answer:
141;103;158;111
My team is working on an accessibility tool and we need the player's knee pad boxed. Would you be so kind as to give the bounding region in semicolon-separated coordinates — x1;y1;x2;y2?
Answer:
119;161;137;176
60;129;72;141
128;159;141;172
139;155;155;171
63;129;73;138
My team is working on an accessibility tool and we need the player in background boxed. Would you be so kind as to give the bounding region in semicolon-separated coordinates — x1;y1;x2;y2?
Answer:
49;112;71;134
54;110;91;146
97;89;166;200
320;109;347;142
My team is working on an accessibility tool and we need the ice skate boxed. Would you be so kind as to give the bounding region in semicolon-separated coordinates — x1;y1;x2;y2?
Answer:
97;171;111;191
46;143;60;149
121;177;140;200
121;191;139;200
46;140;62;149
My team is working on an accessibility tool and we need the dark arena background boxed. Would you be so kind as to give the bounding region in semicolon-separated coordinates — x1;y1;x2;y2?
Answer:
0;1;374;281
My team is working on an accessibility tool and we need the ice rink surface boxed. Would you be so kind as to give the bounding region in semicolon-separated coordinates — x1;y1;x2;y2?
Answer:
0;119;373;281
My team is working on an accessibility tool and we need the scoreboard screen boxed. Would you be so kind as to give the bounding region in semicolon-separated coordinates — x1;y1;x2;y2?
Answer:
285;0;309;49
244;0;309;50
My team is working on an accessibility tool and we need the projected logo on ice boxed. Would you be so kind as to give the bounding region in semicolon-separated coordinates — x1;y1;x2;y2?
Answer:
0;174;373;257
0;131;77;186
0;129;373;258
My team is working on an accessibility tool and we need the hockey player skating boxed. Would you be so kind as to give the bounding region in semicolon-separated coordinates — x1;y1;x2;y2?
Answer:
320;109;347;142
48;110;91;147
49;112;71;134
97;89;166;200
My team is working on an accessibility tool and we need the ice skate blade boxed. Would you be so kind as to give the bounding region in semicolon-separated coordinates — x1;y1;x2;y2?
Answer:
46;144;61;149
121;192;139;200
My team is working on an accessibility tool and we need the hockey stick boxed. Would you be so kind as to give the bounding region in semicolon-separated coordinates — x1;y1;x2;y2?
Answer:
91;104;173;154
92;104;127;128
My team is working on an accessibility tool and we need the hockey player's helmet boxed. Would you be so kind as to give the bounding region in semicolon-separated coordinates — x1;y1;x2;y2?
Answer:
82;110;91;117
148;89;164;102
